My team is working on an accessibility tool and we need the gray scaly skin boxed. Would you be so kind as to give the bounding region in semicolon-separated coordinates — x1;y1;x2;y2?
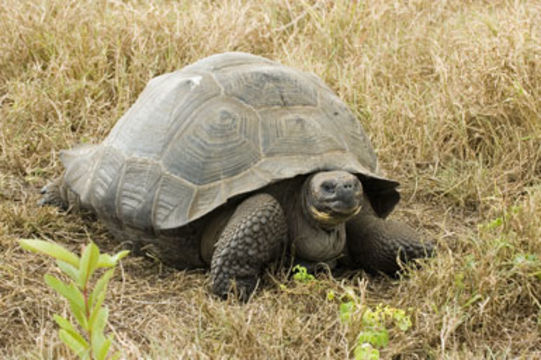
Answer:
40;169;433;300
343;213;433;274
208;194;287;300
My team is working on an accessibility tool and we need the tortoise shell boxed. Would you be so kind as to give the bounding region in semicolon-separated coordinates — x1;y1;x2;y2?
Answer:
61;52;399;230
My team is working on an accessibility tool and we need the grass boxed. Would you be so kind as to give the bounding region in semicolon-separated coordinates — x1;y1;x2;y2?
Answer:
1;0;540;358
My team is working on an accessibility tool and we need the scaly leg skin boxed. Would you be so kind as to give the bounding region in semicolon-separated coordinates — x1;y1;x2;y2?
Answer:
344;213;434;275
38;174;82;211
210;193;287;301
38;176;69;209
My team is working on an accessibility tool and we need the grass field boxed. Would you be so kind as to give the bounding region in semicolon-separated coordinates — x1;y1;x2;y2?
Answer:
1;0;540;358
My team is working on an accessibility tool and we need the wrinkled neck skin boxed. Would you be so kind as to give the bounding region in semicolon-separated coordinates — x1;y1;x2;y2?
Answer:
288;177;347;262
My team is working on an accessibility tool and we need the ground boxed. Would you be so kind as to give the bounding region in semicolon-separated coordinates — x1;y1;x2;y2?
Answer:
1;0;540;358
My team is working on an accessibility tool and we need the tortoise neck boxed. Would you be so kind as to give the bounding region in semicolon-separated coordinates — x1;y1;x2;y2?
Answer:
289;176;346;261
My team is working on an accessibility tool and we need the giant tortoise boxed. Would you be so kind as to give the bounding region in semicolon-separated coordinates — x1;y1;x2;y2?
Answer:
40;52;433;300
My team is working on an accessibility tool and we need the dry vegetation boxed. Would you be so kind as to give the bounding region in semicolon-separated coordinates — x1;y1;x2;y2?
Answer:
1;0;540;358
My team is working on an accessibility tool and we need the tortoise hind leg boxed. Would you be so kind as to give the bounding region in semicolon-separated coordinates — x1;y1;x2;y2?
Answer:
344;213;434;275
39;145;98;210
38;176;69;209
210;193;287;301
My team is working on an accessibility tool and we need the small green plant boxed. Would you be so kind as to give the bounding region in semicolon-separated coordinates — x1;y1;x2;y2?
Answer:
19;239;129;360
339;301;355;323
292;264;315;283
339;300;412;360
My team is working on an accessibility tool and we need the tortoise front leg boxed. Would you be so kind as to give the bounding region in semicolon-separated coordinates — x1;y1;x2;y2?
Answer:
344;213;434;275
210;193;287;301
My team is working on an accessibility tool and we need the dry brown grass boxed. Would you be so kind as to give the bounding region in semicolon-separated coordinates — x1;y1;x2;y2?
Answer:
1;0;540;358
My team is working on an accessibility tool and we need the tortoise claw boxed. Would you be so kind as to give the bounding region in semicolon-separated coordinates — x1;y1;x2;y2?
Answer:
38;181;66;208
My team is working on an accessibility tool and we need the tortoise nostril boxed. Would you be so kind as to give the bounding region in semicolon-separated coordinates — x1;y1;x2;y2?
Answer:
339;181;357;193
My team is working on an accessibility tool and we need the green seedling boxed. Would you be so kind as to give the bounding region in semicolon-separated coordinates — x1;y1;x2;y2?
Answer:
19;239;129;360
339;299;412;360
292;264;315;283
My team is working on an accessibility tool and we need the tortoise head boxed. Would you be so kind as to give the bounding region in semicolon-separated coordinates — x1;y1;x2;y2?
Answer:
302;171;363;228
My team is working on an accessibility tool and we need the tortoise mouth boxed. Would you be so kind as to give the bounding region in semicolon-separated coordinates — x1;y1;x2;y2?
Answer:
330;201;362;215
308;203;362;225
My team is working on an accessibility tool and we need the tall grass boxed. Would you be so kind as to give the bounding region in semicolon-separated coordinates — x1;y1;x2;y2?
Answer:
1;0;540;358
